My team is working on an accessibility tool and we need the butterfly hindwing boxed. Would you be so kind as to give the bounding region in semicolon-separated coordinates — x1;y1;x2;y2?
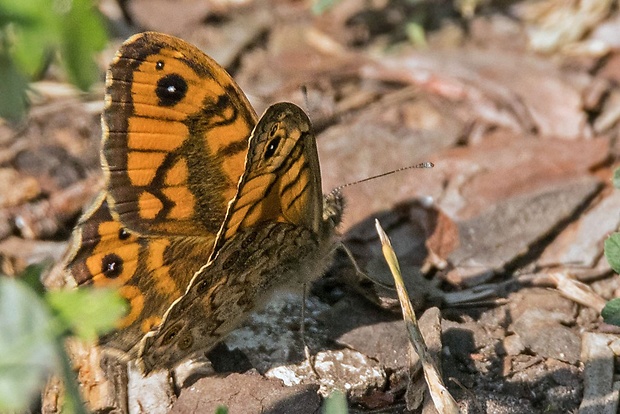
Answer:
63;193;216;354
138;222;322;372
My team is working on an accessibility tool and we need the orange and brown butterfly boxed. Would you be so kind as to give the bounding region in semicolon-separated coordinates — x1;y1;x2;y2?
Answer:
61;31;343;371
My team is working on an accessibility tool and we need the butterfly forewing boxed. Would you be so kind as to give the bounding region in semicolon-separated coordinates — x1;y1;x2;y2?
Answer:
216;102;323;250
103;32;257;238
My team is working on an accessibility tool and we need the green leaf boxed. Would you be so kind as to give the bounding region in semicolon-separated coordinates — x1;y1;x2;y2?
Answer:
322;390;348;414
613;167;620;189
0;0;57;77
0;0;108;122
19;261;49;296
11;24;55;78
0;0;46;26
605;233;620;274
59;0;107;90
0;50;29;122
215;406;229;414
0;277;58;412
602;298;620;326
46;288;128;341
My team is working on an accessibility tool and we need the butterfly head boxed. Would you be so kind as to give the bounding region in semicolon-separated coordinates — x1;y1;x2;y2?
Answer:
323;189;344;232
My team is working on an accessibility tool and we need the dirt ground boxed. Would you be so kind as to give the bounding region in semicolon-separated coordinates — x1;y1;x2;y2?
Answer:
3;0;620;413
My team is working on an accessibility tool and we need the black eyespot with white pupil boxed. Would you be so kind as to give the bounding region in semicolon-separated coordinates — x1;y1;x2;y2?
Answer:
102;254;123;278
118;228;130;240
264;126;280;159
265;137;280;159
155;60;164;70
156;74;188;107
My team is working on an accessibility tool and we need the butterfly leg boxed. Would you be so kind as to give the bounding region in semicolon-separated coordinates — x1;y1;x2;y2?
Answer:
300;283;320;378
338;242;395;290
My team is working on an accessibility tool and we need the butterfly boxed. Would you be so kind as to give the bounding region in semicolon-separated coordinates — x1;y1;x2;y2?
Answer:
62;32;343;373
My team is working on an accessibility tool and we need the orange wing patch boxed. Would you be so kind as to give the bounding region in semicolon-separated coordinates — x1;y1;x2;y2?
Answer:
103;32;258;238
127;119;187;151
279;147;313;226
138;192;164;220
117;285;144;329
164;158;189;186
162;187;195;220
148;239;180;296
126;152;166;186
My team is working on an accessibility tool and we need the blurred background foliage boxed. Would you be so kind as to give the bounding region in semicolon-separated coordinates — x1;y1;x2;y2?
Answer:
0;264;126;413
0;0;107;122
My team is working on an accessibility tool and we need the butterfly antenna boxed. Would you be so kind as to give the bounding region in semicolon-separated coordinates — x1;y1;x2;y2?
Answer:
330;161;434;194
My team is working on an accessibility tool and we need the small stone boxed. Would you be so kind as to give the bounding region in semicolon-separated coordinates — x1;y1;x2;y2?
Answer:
171;373;320;414
608;338;620;356
503;334;525;356
509;288;576;323
511;309;580;364
266;348;386;398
